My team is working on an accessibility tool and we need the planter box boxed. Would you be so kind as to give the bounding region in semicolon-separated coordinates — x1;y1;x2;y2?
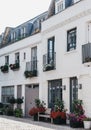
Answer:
70;120;83;128
53;117;66;125
33;114;38;121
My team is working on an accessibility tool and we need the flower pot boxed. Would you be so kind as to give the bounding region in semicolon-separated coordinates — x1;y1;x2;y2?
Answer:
53;117;66;125
33;114;38;121
70;120;83;128
83;121;91;129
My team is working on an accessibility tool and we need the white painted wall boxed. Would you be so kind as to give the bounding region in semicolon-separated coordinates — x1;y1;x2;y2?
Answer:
0;0;91;116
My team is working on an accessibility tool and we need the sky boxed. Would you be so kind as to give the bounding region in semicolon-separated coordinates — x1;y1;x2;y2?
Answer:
0;0;51;34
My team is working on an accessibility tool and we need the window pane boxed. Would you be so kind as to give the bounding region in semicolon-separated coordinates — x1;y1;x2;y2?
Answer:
67;28;77;51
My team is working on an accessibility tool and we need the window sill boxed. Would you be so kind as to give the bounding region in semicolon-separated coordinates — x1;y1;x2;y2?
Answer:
64;49;77;55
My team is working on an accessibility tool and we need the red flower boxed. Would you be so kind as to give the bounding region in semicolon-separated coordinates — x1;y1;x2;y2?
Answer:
29;107;46;116
51;111;66;119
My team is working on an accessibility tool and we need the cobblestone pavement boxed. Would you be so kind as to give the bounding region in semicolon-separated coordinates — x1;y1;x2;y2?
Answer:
0;116;84;130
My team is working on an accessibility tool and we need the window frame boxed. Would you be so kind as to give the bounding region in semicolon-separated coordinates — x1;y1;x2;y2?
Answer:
48;79;62;108
5;55;9;65
67;28;77;52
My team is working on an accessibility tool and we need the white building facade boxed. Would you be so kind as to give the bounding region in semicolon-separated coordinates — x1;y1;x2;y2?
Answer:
0;0;91;117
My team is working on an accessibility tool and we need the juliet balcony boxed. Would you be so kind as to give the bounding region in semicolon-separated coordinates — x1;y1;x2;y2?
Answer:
82;43;91;66
24;60;37;78
43;52;56;71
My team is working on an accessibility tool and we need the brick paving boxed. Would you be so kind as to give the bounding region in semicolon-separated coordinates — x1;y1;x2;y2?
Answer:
0;116;84;130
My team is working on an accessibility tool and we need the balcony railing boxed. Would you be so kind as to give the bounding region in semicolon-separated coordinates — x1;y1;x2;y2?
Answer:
24;60;37;78
43;52;56;71
82;43;91;64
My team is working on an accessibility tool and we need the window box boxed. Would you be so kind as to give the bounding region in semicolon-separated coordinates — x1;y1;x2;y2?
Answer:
9;63;20;70
24;70;37;78
0;64;9;73
43;64;54;71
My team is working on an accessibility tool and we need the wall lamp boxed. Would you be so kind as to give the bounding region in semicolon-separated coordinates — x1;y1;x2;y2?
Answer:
77;84;82;89
62;85;66;90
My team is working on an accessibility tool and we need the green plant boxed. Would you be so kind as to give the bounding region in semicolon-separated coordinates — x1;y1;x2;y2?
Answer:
8;97;16;104
16;98;23;104
35;99;41;107
0;65;9;72
14;108;23;117
83;117;91;121
6;108;14;116
72;99;84;115
54;99;65;112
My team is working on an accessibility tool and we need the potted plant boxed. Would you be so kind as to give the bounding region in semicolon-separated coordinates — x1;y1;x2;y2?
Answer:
68;99;85;128
29;99;46;121
83;117;91;129
9;62;20;70
14;108;23;117
0;64;9;73
16;98;23;104
51;99;67;125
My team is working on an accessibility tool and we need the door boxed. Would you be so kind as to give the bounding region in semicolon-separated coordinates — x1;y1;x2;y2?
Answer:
48;79;62;108
70;77;78;112
25;84;39;117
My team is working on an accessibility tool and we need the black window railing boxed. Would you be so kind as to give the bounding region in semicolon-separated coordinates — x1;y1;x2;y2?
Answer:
43;52;56;71
24;60;37;78
82;43;91;63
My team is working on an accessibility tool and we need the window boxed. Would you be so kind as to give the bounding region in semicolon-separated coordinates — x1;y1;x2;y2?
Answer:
11;32;16;41
21;27;26;37
31;47;37;70
57;1;63;13
15;52;19;63
2;86;14;103
67;28;77;51
55;0;64;14
48;37;55;64
5;56;9;65
24;52;26;60
48;79;62;108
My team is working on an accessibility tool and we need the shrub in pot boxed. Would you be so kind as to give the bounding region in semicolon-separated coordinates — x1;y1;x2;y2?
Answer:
14;108;23;117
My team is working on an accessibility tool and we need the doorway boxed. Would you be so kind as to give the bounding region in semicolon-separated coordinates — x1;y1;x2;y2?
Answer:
25;84;39;117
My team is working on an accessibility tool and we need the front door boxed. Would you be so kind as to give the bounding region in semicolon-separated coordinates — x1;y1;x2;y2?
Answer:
25;84;39;117
70;77;78;112
48;79;62;108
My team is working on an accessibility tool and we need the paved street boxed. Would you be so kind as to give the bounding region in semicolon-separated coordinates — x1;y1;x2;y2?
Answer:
0;116;84;130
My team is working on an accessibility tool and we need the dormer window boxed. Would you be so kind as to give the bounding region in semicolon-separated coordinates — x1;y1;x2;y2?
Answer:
11;32;16;41
21;27;26;38
55;0;65;14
